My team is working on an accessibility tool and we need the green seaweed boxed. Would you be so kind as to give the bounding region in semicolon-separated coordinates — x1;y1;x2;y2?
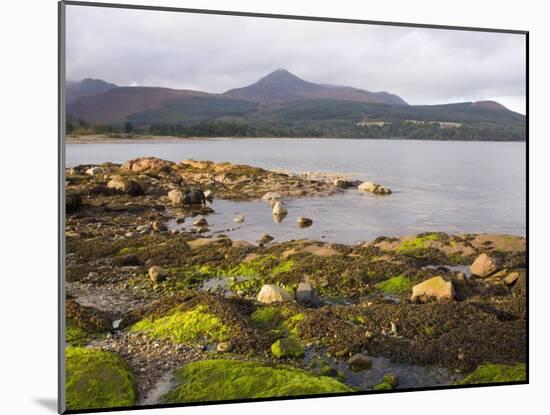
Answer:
162;360;353;403
459;363;526;385
375;275;412;294
66;347;136;410
271;337;304;358
129;305;230;345
398;233;441;253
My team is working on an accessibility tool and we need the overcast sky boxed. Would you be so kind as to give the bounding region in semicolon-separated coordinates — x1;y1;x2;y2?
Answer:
66;5;526;114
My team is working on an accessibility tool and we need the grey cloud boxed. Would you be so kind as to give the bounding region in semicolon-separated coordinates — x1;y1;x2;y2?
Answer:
66;5;526;113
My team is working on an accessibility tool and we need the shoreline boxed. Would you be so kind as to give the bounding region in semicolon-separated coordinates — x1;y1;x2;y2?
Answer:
66;134;527;144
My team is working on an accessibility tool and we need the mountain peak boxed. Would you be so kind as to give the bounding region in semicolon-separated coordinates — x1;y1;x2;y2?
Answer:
256;69;307;85
224;70;407;105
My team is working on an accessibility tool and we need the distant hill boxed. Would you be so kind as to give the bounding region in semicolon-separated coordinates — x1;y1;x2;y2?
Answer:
223;69;408;105
66;71;525;141
66;78;118;104
67;87;214;123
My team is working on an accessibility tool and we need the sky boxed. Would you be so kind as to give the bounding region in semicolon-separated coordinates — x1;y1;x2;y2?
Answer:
66;5;527;114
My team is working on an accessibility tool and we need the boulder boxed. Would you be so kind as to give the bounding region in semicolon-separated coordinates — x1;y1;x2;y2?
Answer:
233;215;245;223
121;157;174;173
272;201;288;216
183;190;206;205
296;282;319;305
271;337;304;358
358;181;391;195
148;266;168;283
168;189;184;205
470;253;498;278
297;217;313;228
258;233;274;245
216;341;233;353
411;276;455;303
348;353;372;372
193;218;208;227
107;176;143;196
257;284;293;304
85;166;102;176
504;271;520;286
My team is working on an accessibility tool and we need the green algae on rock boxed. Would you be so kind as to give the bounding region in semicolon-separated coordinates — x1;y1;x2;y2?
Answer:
129;304;230;345
66;347;136;410
162;360;353;403
271;337;305;358
375;275;412;295
459;363;526;385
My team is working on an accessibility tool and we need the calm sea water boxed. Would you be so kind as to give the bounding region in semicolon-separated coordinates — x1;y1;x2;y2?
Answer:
66;138;526;244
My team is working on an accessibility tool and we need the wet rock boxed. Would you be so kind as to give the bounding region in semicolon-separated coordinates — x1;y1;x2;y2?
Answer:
272;201;288;216
411;276;455;303
504;271;520;286
470;253;499;278
86;166;102;176
333;179;358;189
168;189;184;206
107;176;143;196
348;353;372;372
203;189;213;199
193;218;208;227
358;181;391;195
233;215;245;224
148;266;168;283
271;337;304;358
297;217;313;228
175;216;186;224
257;284;293;304
183;190;206;205
296;282;319;305
216;341;233;353
258;233;274;245
66;191;82;213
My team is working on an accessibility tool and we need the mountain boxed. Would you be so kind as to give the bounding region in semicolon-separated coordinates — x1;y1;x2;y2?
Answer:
68;86;215;123
66;78;118;104
66;72;525;140
223;69;408;105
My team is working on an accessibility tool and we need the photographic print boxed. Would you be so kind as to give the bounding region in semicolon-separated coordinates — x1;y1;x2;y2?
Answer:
60;2;527;412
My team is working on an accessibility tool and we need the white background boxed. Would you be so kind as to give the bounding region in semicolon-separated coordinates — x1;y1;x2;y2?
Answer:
0;0;545;414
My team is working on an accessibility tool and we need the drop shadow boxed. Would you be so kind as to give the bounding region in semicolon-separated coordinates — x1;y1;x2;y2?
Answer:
34;398;57;413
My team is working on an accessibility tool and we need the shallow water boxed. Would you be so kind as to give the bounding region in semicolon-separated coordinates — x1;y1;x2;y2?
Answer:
67;138;526;244
304;349;462;390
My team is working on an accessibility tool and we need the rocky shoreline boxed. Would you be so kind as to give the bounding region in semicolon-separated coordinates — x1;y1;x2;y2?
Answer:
65;157;527;411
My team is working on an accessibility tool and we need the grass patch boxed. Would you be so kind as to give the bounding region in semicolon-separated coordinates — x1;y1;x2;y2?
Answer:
66;347;136;410
375;275;412;295
162;360;353;403
459;363;526;385
129;305;230;345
